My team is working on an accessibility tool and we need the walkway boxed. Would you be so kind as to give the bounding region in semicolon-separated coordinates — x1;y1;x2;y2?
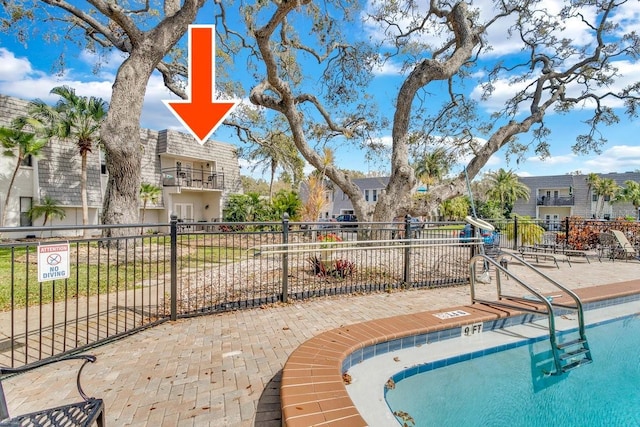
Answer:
2;258;639;426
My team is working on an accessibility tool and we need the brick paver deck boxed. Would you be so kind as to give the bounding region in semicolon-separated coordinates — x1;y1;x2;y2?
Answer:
2;258;639;426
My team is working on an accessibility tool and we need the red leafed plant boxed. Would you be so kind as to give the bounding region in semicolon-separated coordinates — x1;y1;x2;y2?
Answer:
307;256;356;278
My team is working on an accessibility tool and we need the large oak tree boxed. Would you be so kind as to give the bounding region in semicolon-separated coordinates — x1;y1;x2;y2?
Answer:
221;0;640;223
2;0;207;235
3;0;639;228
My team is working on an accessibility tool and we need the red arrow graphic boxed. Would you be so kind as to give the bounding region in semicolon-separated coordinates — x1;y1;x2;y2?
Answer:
164;25;238;145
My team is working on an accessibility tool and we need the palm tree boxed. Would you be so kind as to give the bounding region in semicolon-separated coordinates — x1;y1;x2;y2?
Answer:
140;183;162;226
223;193;269;222
248;131;304;200
28;196;66;226
271;189;302;219
594;178;619;218
485;169;530;216
585;173;600;191
0;126;47;227
439;196;469;220
585;173;600;217
28;196;66;237
27;86;108;237
414;148;450;189
618;180;640;219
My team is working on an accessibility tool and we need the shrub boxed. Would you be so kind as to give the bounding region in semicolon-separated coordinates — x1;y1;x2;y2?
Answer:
504;215;544;246
307;255;356;278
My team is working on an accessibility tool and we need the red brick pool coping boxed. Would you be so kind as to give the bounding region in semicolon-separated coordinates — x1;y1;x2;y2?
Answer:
280;280;640;426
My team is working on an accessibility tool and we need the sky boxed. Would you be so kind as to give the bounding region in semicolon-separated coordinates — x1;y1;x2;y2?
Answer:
1;1;640;181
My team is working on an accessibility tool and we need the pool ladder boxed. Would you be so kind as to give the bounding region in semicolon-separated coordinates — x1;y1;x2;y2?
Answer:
469;253;593;375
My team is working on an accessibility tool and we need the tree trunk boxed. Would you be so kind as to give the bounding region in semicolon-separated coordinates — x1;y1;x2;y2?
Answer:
99;2;205;240
101;53;152;238
2;157;22;227
141;200;147;235
81;153;90;238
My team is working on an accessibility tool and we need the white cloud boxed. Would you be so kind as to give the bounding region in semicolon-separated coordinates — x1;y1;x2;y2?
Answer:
611;1;640;35
508;145;640;177
581;145;640;174
472;59;640;115
477;0;599;57
139;72;184;130
526;153;578;166
79;49;127;73
484;154;502;168
362;0;605;59
372;59;403;76
0;48;34;81
0;47;186;131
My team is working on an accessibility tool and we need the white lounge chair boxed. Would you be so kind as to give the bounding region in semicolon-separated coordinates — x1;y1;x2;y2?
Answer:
610;230;639;261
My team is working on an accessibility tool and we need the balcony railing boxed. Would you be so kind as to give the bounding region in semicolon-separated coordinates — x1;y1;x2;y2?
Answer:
161;168;224;190
537;195;574;206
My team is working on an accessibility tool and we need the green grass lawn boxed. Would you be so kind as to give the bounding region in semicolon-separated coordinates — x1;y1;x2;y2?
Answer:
0;240;248;311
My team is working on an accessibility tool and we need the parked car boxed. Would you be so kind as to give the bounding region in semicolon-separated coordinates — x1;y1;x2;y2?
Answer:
392;216;423;239
409;217;423;232
316;218;338;229
336;214;358;228
459;224;497;244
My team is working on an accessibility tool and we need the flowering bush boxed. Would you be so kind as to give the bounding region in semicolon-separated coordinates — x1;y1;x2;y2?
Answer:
318;233;342;243
318;233;342;257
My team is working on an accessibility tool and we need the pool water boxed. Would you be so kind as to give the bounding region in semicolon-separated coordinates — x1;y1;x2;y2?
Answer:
385;314;640;426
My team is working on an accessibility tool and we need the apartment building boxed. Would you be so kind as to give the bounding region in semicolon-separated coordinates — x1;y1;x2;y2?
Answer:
512;172;640;227
300;176;390;219
0;94;242;236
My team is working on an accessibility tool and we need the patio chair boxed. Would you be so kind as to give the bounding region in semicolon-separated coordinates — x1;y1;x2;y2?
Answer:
598;232;618;261
610;230;639;261
484;232;502;260
0;354;104;427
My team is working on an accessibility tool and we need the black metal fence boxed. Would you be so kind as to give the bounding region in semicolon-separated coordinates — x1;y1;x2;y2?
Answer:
489;217;640;251
2;215;637;368
0;217;474;368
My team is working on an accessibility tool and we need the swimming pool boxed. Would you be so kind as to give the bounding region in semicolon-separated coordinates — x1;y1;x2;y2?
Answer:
345;298;640;427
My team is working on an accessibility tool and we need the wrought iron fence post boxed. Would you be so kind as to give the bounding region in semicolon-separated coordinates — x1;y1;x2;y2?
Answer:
513;216;519;250
170;214;178;321
403;215;411;285
282;213;289;303
565;217;570;247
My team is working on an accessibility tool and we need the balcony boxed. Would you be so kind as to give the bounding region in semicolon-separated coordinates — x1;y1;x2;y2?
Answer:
537;195;574;206
162;168;225;190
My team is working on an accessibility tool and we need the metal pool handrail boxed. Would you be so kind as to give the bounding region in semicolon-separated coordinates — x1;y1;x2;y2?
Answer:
469;253;590;375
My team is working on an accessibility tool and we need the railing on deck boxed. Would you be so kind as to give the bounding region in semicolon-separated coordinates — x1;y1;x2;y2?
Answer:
161;167;225;190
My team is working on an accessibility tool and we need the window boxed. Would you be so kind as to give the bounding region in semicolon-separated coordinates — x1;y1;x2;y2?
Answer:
604;195;611;202
173;203;193;222
20;155;33;167
100;150;107;174
592;194;598;202
20;197;32;227
365;189;370;202
372;189;378;202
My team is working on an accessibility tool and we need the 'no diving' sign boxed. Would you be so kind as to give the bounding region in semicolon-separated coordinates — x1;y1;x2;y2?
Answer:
37;243;70;282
